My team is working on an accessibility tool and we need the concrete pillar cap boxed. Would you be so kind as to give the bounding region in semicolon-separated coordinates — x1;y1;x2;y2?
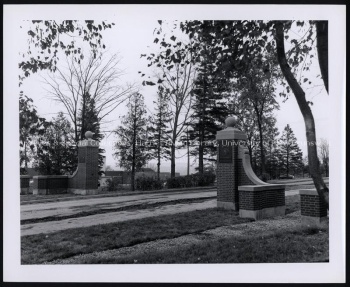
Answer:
225;116;237;129
85;131;94;139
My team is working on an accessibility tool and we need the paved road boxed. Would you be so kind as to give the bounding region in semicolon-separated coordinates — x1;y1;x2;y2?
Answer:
21;199;217;236
21;189;301;237
21;190;216;221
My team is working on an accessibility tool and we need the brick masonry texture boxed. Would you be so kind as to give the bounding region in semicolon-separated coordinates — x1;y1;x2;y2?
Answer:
300;194;328;217
237;159;254;186
68;145;99;190
239;189;285;210
217;146;254;206
217;143;238;206
20;177;30;188
30;140;99;194
217;163;235;203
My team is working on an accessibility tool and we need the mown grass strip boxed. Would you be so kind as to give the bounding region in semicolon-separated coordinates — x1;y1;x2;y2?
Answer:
21;208;251;264
78;226;328;264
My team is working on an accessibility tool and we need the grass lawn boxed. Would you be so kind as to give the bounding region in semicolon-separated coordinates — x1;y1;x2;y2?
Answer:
21;194;327;264
21;208;251;264
78;226;328;264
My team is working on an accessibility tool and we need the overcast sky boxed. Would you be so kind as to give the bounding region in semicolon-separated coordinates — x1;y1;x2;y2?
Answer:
9;5;334;175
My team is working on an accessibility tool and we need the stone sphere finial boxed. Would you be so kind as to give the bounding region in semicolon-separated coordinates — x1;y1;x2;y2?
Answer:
85;131;94;139
225;116;237;128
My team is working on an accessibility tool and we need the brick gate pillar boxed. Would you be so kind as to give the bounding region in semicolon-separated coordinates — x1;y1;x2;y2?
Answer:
216;116;247;210
68;131;99;195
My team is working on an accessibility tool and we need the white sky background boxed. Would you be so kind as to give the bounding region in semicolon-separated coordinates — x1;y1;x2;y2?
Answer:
19;15;329;174
3;4;345;284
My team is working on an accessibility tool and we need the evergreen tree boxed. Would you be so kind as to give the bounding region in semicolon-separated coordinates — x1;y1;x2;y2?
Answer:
188;47;230;174
148;86;172;180
77;93;105;175
34;112;76;175
278;124;303;177
114;93;150;191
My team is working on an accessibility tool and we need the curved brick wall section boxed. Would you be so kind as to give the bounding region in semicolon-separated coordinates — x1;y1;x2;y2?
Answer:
20;175;30;194
237;159;254;186
68;139;99;195
216;117;285;219
30;136;99;196
32;176;68;195
239;188;285;210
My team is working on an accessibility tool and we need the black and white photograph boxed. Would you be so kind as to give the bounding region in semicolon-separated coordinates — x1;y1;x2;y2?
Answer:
3;4;346;284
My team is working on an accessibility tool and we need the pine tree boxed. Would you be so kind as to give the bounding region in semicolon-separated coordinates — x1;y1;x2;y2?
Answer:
34;112;76;175
114;93;150;191
278;124;303;177
148;86;172;180
77;93;105;174
188;47;230;174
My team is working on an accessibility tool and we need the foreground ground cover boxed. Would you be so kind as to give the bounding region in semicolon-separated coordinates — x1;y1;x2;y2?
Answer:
21;208;250;264
22;193;328;264
57;224;328;264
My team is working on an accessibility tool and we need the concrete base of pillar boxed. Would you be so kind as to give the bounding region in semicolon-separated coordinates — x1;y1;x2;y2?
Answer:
20;187;29;195
33;188;47;195
217;201;237;210
68;189;99;195
33;188;68;195
239;206;286;220
301;215;328;228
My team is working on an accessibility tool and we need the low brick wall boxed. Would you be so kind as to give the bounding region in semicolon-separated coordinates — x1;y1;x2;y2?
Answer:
20;175;30;195
299;189;328;227
238;184;285;220
33;175;68;195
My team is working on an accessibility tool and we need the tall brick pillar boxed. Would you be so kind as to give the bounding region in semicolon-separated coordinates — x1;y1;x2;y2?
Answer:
216;116;247;210
68;131;99;195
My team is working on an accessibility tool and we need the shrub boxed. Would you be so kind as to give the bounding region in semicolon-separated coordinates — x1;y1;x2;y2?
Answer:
106;177;120;191
166;172;216;189
166;177;182;189
260;173;270;182
135;177;164;191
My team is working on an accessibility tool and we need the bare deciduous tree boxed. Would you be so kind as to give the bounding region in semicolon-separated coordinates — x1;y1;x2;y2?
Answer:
158;58;195;178
42;52;136;143
318;138;329;177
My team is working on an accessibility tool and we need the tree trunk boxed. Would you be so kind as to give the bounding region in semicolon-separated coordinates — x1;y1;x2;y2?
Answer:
170;115;179;178
157;128;161;180
24;141;28;168
275;21;329;209
198;140;204;174
316;21;328;94
286;148;289;177
256;114;266;175
80;96;86;140
187;129;190;176
131;107;137;191
170;143;176;178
